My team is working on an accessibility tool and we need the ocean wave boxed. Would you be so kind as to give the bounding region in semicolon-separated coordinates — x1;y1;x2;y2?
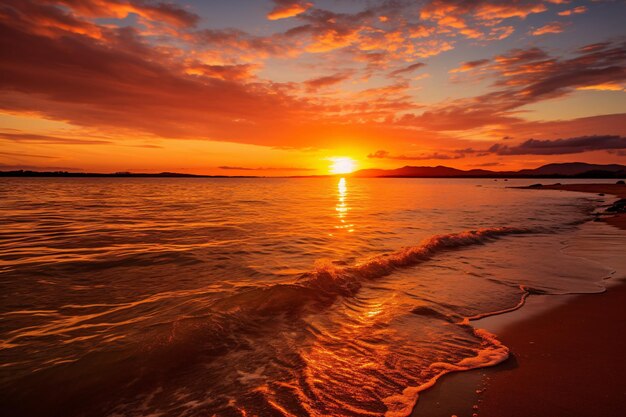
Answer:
299;227;533;297
206;227;535;318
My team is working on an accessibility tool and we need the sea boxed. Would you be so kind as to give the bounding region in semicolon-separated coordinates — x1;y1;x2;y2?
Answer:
1;177;625;417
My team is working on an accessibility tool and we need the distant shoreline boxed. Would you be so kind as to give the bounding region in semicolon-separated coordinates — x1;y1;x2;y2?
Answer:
514;182;626;230
1;170;625;179
0;171;261;178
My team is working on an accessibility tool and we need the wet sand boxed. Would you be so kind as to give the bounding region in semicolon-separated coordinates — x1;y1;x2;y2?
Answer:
412;183;626;417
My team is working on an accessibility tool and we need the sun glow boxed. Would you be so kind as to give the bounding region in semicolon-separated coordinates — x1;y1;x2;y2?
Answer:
329;157;356;174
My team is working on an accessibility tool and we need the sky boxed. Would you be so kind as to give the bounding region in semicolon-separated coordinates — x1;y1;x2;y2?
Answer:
1;0;625;175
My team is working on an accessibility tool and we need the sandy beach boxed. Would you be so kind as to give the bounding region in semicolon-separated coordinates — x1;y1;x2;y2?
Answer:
412;183;626;417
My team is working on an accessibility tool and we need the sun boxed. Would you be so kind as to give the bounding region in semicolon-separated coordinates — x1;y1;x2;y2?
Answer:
329;157;357;175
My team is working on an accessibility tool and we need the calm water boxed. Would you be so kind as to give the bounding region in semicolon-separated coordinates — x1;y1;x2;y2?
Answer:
1;177;625;417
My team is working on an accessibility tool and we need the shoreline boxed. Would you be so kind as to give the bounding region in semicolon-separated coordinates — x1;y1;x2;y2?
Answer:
411;183;626;417
516;182;626;229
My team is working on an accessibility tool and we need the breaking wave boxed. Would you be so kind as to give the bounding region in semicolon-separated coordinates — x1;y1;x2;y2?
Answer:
207;227;537;318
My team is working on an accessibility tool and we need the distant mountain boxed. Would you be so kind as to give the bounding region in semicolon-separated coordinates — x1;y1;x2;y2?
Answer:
516;162;626;176
354;165;498;177
354;165;464;177
351;162;626;178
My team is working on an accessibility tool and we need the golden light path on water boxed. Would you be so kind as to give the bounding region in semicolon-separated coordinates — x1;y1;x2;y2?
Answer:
333;177;355;235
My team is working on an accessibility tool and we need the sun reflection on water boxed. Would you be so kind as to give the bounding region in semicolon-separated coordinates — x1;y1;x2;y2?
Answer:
334;177;354;234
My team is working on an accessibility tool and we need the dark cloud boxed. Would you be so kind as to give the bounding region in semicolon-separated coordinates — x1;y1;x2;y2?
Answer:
491;41;626;100
388;62;426;77
489;135;626;155
50;0;200;28
401;41;626;131
195;28;295;57
473;161;503;167
128;144;163;149
0;151;56;158
0;163;80;171
188;64;259;81
449;58;489;73
218;166;255;170
218;166;315;171
0;132;112;145
367;148;475;160
304;71;353;91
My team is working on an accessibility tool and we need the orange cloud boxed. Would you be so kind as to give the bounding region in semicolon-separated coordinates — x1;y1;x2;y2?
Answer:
420;0;547;41
1;0;104;39
449;59;490;73
577;83;624;92
267;1;312;20
195;28;297;60
412;39;454;58
408;25;435;38
52;0;200;28
558;6;588;16
303;72;353;92
307;29;362;52
184;63;259;81
388;62;426;78
531;21;566;36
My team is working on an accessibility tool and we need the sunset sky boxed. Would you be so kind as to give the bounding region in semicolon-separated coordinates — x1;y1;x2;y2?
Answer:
1;0;625;175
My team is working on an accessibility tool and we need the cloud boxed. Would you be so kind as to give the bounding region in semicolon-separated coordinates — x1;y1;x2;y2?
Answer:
449;59;490;73
489;135;626;155
531;21;566;36
0;151;56;158
128;144;163;149
0;132;112;145
184;63;259;81
218;166;254;170
0;163;80;171
401;41;626;131
420;0;549;40
502;114;626;142
0;3;443;150
473;161;503;167
303;71;353;92
51;0;200;28
367;149;474;160
388;62;426;77
558;6;587;16
218;165;315;171
0;8;317;146
577;83;624;92
267;1;312;20
195;28;296;59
